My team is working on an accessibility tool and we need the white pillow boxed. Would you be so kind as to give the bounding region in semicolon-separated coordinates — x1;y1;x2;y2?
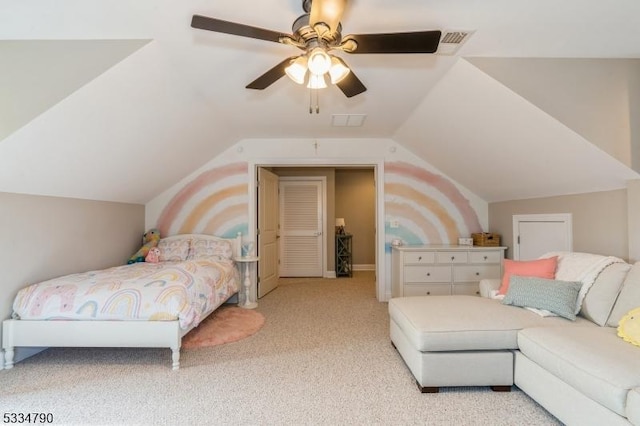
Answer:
157;237;191;262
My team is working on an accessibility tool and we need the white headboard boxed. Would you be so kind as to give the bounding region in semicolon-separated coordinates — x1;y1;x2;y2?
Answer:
160;233;242;258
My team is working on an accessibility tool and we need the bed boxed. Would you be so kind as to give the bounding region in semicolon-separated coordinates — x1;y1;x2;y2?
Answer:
2;233;241;370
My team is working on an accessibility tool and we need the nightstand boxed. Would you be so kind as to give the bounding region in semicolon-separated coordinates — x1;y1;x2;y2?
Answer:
234;256;259;309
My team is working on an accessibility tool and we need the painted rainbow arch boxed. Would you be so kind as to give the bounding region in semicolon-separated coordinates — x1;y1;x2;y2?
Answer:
157;162;249;238
384;161;482;250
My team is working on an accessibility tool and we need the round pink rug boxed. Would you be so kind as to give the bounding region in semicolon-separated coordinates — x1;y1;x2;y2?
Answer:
182;305;265;349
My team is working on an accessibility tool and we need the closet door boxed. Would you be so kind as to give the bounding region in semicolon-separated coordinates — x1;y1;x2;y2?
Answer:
513;214;573;260
279;179;323;277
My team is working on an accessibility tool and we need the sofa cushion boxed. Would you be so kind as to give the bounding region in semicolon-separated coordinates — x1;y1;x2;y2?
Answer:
628;388;640;425
518;326;640;416
581;262;630;326
388;295;594;352
608;262;640;327
502;276;582;320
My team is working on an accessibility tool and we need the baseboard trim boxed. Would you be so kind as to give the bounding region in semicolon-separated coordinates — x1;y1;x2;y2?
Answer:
353;264;375;271
325;271;337;279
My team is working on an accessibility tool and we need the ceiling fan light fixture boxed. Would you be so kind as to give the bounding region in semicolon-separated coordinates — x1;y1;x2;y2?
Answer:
307;74;327;89
328;56;350;84
285;56;308;84
307;47;331;76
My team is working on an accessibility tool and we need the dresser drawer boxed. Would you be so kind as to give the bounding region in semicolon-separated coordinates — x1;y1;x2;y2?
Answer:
404;265;451;283
403;252;436;264
453;265;501;282
469;251;501;264
403;283;451;296
436;251;468;264
453;283;481;296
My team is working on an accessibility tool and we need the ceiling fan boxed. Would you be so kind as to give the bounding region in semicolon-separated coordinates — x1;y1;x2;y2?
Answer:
191;0;442;98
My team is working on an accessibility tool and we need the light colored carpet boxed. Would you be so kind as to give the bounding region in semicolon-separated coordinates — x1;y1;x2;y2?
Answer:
0;272;560;425
182;306;265;349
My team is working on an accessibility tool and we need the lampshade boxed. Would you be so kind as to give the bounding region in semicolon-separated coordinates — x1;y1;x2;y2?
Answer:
328;56;350;84
285;56;308;85
307;74;327;89
335;218;345;227
307;47;331;76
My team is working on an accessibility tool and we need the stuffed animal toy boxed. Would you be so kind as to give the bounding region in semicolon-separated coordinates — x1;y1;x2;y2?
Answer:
145;247;160;264
127;228;161;264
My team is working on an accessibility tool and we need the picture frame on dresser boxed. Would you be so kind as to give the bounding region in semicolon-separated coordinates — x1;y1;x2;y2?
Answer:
391;245;507;298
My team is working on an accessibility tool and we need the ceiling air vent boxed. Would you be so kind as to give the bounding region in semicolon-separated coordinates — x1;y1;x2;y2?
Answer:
331;114;367;127
436;30;474;55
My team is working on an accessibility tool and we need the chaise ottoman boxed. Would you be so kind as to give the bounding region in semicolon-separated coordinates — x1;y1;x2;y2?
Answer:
388;295;594;392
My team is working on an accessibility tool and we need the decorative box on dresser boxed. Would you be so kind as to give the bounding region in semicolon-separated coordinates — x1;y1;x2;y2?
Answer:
391;245;506;298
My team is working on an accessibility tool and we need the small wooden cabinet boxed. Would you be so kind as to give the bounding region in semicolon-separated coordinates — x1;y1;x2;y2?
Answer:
392;245;506;297
335;234;353;277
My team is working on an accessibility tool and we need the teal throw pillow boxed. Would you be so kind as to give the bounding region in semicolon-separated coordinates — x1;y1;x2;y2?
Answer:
502;276;582;320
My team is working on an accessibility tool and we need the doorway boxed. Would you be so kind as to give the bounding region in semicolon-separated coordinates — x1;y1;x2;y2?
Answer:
253;164;380;299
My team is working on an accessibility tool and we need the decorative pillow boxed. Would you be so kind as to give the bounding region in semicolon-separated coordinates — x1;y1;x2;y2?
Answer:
498;257;558;295
502;276;582;321
617;307;640;347
157;238;191;262
188;238;234;261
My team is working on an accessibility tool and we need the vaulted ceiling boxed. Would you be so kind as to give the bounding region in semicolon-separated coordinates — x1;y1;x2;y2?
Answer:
1;0;639;204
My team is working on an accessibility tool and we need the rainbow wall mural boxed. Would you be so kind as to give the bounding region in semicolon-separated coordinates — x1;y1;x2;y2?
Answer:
384;161;482;250
154;159;481;255
156;162;249;239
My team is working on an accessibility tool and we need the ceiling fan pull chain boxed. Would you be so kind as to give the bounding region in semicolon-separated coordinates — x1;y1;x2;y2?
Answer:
309;87;313;114
315;90;320;114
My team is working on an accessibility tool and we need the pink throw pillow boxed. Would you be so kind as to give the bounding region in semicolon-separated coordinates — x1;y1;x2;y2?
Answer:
498;257;558;295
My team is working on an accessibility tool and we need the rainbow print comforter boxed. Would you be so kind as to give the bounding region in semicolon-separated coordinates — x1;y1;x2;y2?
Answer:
11;259;239;330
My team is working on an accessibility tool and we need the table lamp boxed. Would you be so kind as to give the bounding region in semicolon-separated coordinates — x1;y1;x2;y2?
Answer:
335;218;345;234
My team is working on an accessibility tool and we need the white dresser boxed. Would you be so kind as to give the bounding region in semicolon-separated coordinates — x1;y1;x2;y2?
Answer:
391;245;506;297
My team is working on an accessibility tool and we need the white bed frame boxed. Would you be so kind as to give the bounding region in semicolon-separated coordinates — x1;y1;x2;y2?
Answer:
2;233;242;371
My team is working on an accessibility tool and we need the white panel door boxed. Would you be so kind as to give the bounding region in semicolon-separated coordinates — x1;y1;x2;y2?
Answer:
257;168;279;298
513;214;573;260
279;180;323;277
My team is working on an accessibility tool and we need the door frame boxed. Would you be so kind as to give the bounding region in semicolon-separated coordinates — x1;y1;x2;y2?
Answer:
278;176;327;277
248;158;386;301
512;213;573;260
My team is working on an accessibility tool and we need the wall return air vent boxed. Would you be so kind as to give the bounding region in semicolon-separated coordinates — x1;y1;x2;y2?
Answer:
436;30;474;55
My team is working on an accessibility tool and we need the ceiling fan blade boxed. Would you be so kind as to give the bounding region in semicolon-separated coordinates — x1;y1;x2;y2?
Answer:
336;69;367;98
344;30;442;54
309;0;347;34
191;15;289;44
246;57;296;90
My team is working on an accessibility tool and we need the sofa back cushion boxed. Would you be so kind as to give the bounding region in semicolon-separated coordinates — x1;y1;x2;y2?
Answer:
581;262;630;326
607;262;640;327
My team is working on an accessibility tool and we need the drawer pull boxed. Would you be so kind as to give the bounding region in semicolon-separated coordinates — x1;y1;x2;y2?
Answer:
418;256;422;261
476;291;480;295
426;272;431;276
451;256;455;261
483;256;488;260
475;272;480;276
426;291;431;295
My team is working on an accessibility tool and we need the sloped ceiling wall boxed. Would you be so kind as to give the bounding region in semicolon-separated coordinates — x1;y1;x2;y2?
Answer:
0;40;151;142
0;41;242;204
393;58;639;202
467;57;640;170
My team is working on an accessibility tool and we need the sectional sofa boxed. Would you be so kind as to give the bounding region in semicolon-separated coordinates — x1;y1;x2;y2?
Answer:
389;257;640;425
